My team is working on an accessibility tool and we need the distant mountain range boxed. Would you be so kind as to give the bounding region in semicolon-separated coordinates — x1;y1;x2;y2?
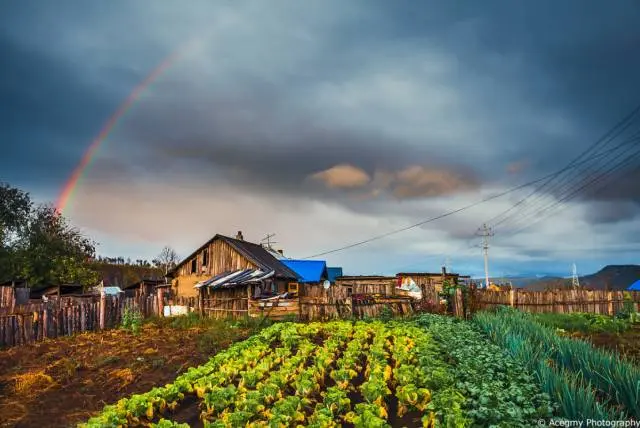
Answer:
494;265;640;291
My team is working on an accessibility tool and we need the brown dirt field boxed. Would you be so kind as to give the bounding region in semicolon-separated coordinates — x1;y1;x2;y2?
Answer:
0;322;253;428
564;324;640;363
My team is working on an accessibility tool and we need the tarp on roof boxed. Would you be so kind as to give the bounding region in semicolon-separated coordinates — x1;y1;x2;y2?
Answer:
628;279;640;291
102;286;124;295
327;267;343;283
281;260;328;283
195;269;275;290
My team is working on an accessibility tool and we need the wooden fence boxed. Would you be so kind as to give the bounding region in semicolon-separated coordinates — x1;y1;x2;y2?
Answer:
0;293;171;348
469;289;640;315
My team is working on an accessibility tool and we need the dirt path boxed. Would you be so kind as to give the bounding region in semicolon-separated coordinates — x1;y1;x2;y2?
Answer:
0;322;250;428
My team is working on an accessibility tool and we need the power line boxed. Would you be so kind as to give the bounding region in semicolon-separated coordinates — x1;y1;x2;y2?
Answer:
301;147;628;259
484;104;640;229
503;145;640;236
494;131;640;231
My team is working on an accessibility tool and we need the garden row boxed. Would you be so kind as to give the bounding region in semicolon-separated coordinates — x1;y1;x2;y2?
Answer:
82;316;564;427
81;310;640;427
473;307;640;420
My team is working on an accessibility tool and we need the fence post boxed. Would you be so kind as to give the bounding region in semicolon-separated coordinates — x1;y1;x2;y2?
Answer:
99;293;106;330
246;284;251;318
509;289;515;307
43;307;48;339
158;287;164;317
607;291;614;316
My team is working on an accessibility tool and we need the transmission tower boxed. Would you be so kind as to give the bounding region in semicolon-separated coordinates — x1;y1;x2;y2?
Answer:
572;263;580;288
477;224;494;288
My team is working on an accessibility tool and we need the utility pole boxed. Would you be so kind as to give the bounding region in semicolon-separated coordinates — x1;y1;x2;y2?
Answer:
477;224;494;289
572;263;580;288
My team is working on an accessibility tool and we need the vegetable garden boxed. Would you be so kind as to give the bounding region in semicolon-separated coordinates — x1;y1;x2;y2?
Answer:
81;310;640;428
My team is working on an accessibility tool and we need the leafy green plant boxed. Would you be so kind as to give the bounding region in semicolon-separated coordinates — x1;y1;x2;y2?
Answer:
121;307;143;335
414;313;553;426
533;312;630;334
474;308;638;419
378;305;393;322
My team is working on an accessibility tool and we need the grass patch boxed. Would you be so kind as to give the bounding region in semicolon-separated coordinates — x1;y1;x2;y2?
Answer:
13;371;55;394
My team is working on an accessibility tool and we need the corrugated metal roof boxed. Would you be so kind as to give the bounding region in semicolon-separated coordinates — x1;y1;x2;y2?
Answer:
628;279;640;291
195;269;276;290
281;260;328;283
327;267;343;283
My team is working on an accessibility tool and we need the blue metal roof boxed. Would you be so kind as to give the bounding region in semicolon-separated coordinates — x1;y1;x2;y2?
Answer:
327;267;343;283
628;279;640;291
281;260;328;283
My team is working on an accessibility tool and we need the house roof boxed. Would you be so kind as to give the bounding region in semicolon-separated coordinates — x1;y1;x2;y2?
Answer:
396;272;461;277
281;260;328;283
167;234;297;279
628;279;640;291
124;278;167;290
327;267;343;283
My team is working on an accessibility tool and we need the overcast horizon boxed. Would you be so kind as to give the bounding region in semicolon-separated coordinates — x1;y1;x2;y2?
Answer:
3;1;640;278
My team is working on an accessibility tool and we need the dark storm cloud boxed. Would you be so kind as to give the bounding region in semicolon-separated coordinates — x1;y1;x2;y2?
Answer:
584;201;640;225
3;0;640;273
0;29;136;193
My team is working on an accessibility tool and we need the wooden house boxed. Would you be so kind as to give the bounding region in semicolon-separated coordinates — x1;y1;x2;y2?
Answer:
280;260;331;296
166;233;299;299
123;278;169;298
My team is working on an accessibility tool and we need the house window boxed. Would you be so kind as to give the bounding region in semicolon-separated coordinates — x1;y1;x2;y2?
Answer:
202;248;209;269
191;259;197;274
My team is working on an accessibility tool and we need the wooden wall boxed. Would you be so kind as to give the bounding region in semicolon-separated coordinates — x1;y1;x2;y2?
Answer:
201;286;249;319
0;286;15;310
173;239;258;297
334;277;396;295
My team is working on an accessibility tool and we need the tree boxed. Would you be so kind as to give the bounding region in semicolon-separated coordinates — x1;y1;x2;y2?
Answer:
153;246;179;275
14;204;100;288
0;183;33;280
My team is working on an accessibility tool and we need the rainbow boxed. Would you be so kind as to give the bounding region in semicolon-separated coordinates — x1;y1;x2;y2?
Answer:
55;45;192;214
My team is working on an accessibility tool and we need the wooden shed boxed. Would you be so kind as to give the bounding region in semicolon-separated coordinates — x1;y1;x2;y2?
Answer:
123;278;168;298
396;269;463;293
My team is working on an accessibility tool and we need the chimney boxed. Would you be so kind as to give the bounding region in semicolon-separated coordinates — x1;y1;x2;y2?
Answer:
442;266;447;276
277;249;284;255
235;231;244;241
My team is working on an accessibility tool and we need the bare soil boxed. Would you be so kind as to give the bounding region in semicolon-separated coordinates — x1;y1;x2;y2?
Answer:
0;322;252;428
564;324;640;363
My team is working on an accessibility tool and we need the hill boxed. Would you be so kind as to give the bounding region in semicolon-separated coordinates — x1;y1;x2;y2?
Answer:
90;262;165;288
522;265;640;291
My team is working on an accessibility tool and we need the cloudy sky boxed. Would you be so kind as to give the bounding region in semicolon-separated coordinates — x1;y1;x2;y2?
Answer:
3;1;640;278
